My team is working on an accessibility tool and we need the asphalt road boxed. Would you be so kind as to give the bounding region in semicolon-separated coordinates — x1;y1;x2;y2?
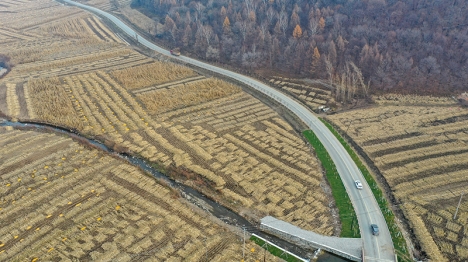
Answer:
60;1;396;260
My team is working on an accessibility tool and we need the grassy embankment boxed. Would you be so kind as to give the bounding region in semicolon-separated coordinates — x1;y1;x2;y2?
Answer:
250;235;303;262
319;118;411;262
302;130;360;238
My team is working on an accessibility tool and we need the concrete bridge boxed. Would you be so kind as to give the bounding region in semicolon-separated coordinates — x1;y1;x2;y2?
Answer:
260;216;363;261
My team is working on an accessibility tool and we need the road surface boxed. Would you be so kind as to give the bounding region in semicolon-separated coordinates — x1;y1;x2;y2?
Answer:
60;1;396;260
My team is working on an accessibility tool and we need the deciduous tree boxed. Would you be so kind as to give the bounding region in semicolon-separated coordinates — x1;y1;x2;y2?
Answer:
311;46;321;76
292;24;302;38
223;16;231;33
319;17;325;30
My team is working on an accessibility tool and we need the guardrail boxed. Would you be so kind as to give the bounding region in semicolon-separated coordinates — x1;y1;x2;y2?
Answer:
58;2;395;260
260;216;362;262
251;234;310;262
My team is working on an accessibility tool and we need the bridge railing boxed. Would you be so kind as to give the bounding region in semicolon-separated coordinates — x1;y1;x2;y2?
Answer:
260;220;362;262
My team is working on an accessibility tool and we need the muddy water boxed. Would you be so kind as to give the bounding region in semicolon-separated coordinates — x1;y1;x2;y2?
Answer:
0;119;350;262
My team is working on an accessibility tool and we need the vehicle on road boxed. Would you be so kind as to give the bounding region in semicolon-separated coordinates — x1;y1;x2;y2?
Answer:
61;1;397;259
354;180;363;190
170;48;181;56
371;224;379;236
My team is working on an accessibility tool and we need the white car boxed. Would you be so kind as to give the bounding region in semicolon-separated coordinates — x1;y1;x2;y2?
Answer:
354;180;363;189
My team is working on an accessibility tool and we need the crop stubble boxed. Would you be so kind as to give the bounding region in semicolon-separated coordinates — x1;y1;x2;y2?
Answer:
0;0;334;245
0;128;278;261
328;104;468;261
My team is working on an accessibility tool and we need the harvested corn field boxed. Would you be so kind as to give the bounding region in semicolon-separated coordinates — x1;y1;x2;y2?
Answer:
42;15;121;42
269;76;334;110
11;70;334;235
111;62;197;90
0;0;334;240
157;93;335;234
0;127;277;261
27;77;83;129
138;78;241;114
327;104;468;261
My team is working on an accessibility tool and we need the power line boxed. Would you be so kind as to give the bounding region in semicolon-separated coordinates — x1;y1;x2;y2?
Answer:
454;191;464;220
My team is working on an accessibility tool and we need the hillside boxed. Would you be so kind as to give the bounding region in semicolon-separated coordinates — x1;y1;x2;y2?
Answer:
131;0;468;96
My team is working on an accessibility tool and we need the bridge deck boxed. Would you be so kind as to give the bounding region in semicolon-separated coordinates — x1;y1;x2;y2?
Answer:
260;216;363;261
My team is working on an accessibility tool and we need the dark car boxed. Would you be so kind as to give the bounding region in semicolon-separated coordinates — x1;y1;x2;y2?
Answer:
371;224;379;236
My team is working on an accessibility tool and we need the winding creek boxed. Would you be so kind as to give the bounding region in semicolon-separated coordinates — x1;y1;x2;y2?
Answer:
0;119;349;261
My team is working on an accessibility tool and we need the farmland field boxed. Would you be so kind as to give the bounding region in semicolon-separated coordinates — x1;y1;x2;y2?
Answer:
0;0;335;243
0;127;278;261
268;76;334;111
327;96;468;261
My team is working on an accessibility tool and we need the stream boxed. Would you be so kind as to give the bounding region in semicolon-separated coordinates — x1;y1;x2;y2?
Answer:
0;119;350;262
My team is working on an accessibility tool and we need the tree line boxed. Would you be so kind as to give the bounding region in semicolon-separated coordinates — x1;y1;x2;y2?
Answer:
131;0;468;98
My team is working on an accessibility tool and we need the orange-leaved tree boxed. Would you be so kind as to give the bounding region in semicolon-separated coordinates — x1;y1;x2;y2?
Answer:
292;24;302;38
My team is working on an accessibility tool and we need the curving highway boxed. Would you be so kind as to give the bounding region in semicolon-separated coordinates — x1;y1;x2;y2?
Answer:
60;1;395;261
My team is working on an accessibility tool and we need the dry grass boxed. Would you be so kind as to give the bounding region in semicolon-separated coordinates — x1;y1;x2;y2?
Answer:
111;62;197;90
269;76;334;109
138;78;241;114
27;77;83;129
6;83;20;120
0;0;81;31
0;129;275;261
373;94;458;106
120;6;158;35
327;104;468;261
157;93;334;234
0;0;335;239
42;16;101;40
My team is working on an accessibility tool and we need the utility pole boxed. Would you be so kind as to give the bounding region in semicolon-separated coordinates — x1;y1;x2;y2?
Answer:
242;226;246;261
454;191;464;220
204;236;207;262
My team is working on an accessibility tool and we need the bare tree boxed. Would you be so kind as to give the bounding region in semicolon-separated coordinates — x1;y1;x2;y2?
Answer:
237;21;249;43
195;2;205;17
266;7;276;26
350;65;357;100
196;23;213;45
278;10;288;37
244;0;256;14
185;11;191;25
349;61;370;96
277;0;286;9
309;18;318;36
259;22;268;40
324;56;334;85
340;72;346;102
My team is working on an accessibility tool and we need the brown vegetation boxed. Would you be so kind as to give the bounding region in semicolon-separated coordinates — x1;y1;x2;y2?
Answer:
328;103;468;261
138;78;241;114
269;76;334;110
0;0;335;240
111;62;197;90
27;77;83;129
134;0;468;95
0;128;275;261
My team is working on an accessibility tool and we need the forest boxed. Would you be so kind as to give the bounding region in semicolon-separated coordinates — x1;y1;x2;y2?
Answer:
130;0;468;97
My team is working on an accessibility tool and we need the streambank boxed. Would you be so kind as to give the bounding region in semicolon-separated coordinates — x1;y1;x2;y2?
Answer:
0;119;351;261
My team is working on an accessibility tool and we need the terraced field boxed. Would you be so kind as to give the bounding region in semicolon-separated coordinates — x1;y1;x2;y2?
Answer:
7;67;335;235
0;0;335;242
327;99;468;261
269;76;334;110
0;127;277;261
